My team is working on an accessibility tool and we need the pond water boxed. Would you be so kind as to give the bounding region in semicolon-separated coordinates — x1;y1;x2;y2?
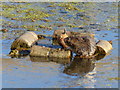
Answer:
1;2;119;88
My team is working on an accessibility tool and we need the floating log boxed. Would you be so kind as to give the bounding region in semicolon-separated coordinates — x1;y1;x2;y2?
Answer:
11;32;38;50
49;48;71;58
30;45;51;57
30;45;71;58
96;40;112;54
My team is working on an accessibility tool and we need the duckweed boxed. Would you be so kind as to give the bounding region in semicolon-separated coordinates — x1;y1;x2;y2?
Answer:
67;24;78;28
21;25;39;31
1;2;118;36
17;10;52;21
1;3;52;22
57;3;85;12
108;77;120;80
2;11;17;18
39;25;46;28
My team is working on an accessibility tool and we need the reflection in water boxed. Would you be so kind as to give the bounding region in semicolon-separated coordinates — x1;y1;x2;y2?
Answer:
8;50;30;58
30;56;71;64
9;49;106;77
63;53;106;76
77;67;97;88
63;57;95;76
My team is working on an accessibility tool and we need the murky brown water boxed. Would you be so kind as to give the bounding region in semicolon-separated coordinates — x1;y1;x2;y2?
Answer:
1;2;119;88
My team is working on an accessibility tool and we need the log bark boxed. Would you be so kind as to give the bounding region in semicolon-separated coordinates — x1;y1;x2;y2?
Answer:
96;40;112;54
11;32;38;50
30;45;71;58
49;48;71;58
30;46;51;57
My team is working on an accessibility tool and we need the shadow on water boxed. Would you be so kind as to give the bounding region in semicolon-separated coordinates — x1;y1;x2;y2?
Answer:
63;53;106;76
8;50;30;58
8;50;106;77
63;57;95;76
29;52;106;76
30;56;71;64
8;35;106;76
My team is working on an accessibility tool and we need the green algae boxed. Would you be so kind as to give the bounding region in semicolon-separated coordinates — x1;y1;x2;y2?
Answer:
2;10;17;18
39;25;52;30
108;77;120;81
1;2;118;36
21;25;39;31
1;3;52;22
67;24;78;28
57;3;85;12
15;9;52;21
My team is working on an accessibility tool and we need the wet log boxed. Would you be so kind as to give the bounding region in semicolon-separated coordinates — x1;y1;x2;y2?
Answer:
49;48;71;58
96;40;112;54
30;46;51;57
30;45;71;58
11;32;38;50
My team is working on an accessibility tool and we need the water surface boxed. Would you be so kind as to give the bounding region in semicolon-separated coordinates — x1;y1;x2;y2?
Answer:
1;2;119;88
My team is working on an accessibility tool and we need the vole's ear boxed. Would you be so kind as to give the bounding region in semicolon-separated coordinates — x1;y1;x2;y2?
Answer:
62;28;66;34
